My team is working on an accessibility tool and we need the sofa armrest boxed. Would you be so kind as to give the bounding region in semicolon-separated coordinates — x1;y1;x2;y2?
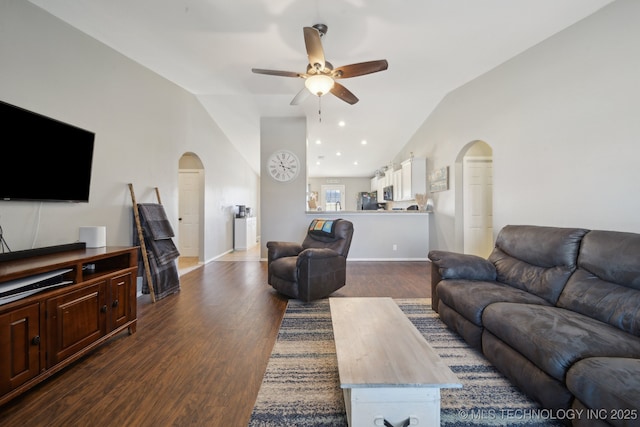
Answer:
296;249;346;302
266;241;303;262
428;250;497;281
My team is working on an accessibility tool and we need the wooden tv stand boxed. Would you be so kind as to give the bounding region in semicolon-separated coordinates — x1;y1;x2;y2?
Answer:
0;246;138;406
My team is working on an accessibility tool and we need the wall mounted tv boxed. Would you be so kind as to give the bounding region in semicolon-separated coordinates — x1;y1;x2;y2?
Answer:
0;100;95;203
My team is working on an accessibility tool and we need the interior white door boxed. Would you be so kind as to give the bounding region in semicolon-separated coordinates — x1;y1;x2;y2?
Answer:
463;157;493;257
178;170;201;257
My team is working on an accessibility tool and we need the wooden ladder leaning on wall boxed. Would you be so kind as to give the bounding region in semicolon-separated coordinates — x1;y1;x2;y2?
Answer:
128;183;162;303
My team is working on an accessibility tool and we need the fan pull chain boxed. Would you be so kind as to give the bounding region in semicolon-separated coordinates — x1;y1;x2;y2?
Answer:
318;95;322;122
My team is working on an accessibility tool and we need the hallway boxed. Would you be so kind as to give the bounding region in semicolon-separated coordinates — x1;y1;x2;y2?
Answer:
177;241;261;276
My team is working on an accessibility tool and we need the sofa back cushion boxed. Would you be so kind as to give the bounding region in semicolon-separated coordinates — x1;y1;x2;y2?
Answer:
302;219;354;258
557;230;640;336
488;225;588;304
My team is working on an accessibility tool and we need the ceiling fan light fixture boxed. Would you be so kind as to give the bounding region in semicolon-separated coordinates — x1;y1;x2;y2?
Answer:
305;74;334;96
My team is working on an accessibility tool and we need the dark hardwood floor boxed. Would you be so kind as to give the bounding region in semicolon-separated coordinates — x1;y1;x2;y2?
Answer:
0;260;430;426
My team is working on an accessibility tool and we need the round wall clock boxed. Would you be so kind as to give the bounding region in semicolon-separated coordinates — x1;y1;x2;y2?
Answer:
267;150;300;182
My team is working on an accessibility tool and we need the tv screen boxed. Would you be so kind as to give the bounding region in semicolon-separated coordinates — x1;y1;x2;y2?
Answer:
0;100;95;202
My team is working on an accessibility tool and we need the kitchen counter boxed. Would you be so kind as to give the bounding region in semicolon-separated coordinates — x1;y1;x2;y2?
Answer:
306;210;431;215
305;210;430;260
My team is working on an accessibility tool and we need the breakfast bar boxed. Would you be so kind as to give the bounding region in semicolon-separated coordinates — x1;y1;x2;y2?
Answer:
305;211;430;260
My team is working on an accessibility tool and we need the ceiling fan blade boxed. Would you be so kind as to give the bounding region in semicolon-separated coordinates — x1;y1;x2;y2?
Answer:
332;60;389;79
290;87;310;105
303;27;325;71
252;68;303;78
330;82;359;105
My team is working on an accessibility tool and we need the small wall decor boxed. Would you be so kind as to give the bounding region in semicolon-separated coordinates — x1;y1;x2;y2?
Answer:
429;166;449;192
414;193;428;211
307;191;318;210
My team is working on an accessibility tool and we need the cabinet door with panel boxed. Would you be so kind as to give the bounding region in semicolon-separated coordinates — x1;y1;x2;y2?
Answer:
401;158;427;201
0;246;138;407
393;169;403;201
377;177;385;201
0;303;41;394
401;160;413;200
109;272;133;331
46;281;107;367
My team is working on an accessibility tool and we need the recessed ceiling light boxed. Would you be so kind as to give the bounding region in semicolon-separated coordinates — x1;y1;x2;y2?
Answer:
315;139;322;144
336;151;341;156
354;161;359;165
361;140;367;145
338;121;346;127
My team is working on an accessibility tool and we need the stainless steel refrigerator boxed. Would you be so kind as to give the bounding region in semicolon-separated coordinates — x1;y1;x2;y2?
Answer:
357;191;378;210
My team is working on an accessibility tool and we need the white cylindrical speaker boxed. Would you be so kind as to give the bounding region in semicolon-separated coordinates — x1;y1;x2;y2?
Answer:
79;226;106;248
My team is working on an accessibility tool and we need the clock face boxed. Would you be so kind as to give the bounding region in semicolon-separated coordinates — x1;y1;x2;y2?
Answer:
268;150;300;182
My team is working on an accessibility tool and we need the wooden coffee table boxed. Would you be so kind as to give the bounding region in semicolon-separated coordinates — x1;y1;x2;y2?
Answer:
330;297;461;427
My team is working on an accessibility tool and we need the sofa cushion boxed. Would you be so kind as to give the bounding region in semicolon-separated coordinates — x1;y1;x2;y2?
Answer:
566;357;640;427
437;280;550;326
482;302;640;382
302;219;354;256
438;301;484;349
270;256;298;282
558;269;640;337
482;330;574;412
577;230;640;288
557;230;640;337
488;225;588;304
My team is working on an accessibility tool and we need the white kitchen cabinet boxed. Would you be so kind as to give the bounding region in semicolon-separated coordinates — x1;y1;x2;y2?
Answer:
234;217;257;250
377;177;385;201
393;169;403;201
376;172;390;201
400;158;427;201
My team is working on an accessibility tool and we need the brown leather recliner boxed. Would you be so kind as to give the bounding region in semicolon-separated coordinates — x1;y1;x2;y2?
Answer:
266;219;354;302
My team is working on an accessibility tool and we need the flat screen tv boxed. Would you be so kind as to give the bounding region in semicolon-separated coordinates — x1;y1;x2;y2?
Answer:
0;100;95;202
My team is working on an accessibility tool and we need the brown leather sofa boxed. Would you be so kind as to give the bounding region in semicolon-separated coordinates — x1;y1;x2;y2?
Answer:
429;225;640;426
267;218;354;302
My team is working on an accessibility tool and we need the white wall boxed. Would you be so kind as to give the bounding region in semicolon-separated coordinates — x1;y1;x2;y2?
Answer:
395;0;640;251
260;117;308;259
3;0;637;261
0;0;258;261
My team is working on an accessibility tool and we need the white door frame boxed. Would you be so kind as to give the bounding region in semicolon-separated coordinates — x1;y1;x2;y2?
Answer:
178;169;203;258
454;141;494;254
463;156;493;257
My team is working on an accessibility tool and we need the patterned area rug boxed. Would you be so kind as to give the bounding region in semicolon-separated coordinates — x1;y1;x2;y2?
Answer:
249;298;563;426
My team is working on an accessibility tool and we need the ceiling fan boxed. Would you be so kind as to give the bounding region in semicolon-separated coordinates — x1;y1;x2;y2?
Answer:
252;24;388;106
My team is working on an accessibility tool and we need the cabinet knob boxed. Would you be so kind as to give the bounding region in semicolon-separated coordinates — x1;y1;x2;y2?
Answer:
112;300;119;308
101;305;108;313
31;335;41;345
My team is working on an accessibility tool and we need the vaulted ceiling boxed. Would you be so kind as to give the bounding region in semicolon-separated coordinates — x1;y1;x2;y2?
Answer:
29;0;613;177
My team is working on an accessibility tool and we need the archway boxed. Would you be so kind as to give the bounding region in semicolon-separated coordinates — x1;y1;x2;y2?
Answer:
178;153;204;271
454;141;493;256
